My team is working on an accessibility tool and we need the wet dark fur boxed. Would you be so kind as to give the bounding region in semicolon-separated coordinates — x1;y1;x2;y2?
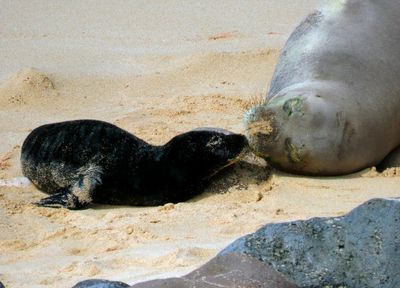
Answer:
21;120;247;209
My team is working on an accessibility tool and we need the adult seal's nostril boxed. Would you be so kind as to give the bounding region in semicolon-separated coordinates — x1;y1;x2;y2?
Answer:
244;1;400;176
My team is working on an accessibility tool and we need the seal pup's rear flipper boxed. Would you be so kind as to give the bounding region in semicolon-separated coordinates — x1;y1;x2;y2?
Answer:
35;188;82;209
35;166;102;209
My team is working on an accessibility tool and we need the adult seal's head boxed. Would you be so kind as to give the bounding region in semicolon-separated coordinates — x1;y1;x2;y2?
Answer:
245;0;400;175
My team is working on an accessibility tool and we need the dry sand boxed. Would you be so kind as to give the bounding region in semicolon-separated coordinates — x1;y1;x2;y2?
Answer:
1;1;400;287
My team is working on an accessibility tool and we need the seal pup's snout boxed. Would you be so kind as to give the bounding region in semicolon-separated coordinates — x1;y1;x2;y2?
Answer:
201;131;249;177
165;128;249;179
190;127;249;161
198;128;249;163
222;133;250;162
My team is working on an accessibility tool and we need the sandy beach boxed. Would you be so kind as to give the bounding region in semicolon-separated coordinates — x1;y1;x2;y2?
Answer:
1;1;400;287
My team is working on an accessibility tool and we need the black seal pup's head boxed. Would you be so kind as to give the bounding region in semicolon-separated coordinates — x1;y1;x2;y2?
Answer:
162;128;249;183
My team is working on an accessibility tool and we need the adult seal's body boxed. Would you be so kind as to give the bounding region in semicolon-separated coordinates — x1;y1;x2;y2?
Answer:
21;120;248;209
245;0;400;175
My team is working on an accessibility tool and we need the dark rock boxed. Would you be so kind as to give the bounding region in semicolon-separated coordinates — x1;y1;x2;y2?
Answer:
0;281;4;288
72;279;130;288
131;278;194;288
221;198;400;288
131;253;298;288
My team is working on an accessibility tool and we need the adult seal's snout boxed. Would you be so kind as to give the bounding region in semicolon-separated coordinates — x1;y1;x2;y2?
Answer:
245;105;277;158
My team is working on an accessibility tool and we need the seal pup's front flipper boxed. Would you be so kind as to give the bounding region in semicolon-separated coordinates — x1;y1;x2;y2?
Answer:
35;166;102;209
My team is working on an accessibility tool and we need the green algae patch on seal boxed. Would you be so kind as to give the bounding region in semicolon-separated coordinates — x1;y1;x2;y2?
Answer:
244;0;400;175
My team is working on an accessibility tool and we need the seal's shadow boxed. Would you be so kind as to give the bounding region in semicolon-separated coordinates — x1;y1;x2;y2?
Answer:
90;160;271;210
203;154;272;195
90;155;272;210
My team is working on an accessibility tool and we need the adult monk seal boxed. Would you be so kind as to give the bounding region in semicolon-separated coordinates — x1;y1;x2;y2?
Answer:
21;120;248;209
245;0;400;175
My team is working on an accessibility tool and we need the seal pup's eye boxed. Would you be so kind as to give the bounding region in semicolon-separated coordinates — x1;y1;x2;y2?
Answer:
206;135;223;148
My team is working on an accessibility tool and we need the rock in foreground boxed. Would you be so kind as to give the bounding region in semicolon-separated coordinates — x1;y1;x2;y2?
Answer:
73;253;298;288
221;198;400;288
131;253;298;288
72;279;130;288
72;198;400;288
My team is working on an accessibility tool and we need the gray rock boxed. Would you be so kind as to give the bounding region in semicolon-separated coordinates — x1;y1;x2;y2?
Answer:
131;278;194;288
72;279;130;288
221;198;400;288
131;253;298;288
71;254;297;288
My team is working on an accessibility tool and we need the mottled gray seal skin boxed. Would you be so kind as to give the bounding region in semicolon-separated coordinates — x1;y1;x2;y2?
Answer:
21;120;248;209
245;0;400;175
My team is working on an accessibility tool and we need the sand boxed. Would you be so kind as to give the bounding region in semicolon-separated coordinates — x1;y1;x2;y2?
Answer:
1;1;400;287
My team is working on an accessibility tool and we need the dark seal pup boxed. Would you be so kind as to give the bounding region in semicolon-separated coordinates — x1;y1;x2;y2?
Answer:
21;120;248;209
245;0;400;175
